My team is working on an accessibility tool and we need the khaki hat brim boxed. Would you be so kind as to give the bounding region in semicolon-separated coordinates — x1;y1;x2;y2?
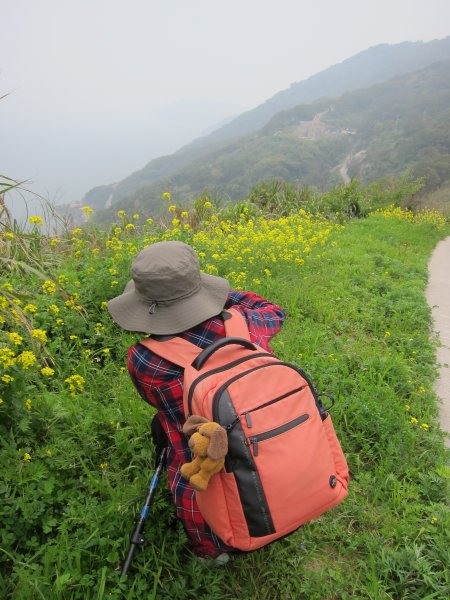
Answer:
107;273;229;334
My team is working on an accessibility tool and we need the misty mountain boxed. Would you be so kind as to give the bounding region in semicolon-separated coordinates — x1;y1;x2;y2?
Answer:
196;36;450;146
77;36;450;220
92;59;450;219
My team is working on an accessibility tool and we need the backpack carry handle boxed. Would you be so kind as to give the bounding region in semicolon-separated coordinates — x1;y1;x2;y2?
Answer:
192;337;256;370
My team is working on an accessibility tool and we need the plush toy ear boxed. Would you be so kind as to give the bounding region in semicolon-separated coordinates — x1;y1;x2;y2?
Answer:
206;425;228;461
182;415;209;438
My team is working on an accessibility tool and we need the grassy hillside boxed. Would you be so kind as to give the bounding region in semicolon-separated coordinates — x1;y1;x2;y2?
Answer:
78;36;450;218
1;195;449;599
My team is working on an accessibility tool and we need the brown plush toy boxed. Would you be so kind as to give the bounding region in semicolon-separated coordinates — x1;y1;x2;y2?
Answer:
180;415;228;491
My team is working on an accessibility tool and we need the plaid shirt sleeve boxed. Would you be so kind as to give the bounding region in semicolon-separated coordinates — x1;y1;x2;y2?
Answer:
126;289;285;557
224;289;285;351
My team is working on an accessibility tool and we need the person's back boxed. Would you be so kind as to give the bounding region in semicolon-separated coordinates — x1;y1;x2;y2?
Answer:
108;241;285;559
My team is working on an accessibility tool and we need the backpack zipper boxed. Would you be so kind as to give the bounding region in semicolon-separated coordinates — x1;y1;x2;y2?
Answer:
187;352;273;415
247;413;310;456
212;361;318;424
242;385;306;428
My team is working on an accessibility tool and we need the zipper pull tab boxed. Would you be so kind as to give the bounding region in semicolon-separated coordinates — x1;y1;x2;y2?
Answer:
225;416;240;431
244;412;252;428
250;437;259;456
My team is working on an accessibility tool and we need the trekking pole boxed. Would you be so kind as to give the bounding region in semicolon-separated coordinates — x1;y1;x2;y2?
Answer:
120;447;167;576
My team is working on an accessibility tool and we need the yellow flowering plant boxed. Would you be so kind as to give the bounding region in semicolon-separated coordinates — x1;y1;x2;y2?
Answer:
0;178;449;597
29;216;44;226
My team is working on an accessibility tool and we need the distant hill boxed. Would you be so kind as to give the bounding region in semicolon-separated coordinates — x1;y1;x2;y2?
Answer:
197;36;450;146
74;36;450;221
96;59;449;218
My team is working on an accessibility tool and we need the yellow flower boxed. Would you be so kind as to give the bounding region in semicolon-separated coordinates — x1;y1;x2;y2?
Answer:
431;516;438;524
420;423;429;431
385;331;391;338
0;347;17;369
133;213;139;220
4;232;14;239
146;218;154;225
2;283;13;291
69;335;78;340
111;280;119;287
404;404;411;411
81;205;94;215
48;304;60;315
168;205;176;213
29;215;44;226
31;329;48;344
55;319;64;326
41;367;55;377
17;351;37;369
1;374;14;383
24;303;38;314
102;348;110;355
42;280;57;294
181;211;189;219
23;452;31;461
72;228;82;235
117;210;126;217
410;417;419;425
204;201;212;208
65;374;85;396
162;192;171;200
172;218;180;226
25;398;32;411
101;302;108;310
418;386;426;394
100;462;108;470
0;295;9;310
50;238;60;246
0;398;4;405
7;332;23;346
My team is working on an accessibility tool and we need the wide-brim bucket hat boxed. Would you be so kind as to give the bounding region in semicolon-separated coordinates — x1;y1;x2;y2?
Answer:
107;241;229;334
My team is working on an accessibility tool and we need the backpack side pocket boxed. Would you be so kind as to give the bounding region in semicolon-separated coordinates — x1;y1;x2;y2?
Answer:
322;414;349;489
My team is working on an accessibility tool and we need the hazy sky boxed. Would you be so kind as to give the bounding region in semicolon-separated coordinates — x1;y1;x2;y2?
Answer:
2;0;450;210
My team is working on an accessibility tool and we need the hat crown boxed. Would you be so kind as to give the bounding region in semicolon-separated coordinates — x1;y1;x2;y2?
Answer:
132;241;201;304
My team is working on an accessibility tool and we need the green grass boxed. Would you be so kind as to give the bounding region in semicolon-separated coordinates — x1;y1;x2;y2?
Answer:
1;212;449;599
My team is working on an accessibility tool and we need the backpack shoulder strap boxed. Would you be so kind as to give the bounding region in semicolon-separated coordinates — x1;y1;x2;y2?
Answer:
139;336;201;369
139;308;251;368
222;308;251;341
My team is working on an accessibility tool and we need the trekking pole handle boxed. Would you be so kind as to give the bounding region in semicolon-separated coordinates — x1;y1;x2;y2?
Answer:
192;337;257;370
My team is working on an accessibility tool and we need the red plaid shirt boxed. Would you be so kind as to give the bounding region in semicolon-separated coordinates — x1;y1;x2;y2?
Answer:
127;290;285;557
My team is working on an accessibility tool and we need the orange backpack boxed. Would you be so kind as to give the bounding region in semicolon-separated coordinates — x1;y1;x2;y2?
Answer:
141;308;349;551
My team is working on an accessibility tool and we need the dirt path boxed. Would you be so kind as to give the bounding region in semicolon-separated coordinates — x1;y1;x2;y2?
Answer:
339;154;352;184
426;236;450;448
